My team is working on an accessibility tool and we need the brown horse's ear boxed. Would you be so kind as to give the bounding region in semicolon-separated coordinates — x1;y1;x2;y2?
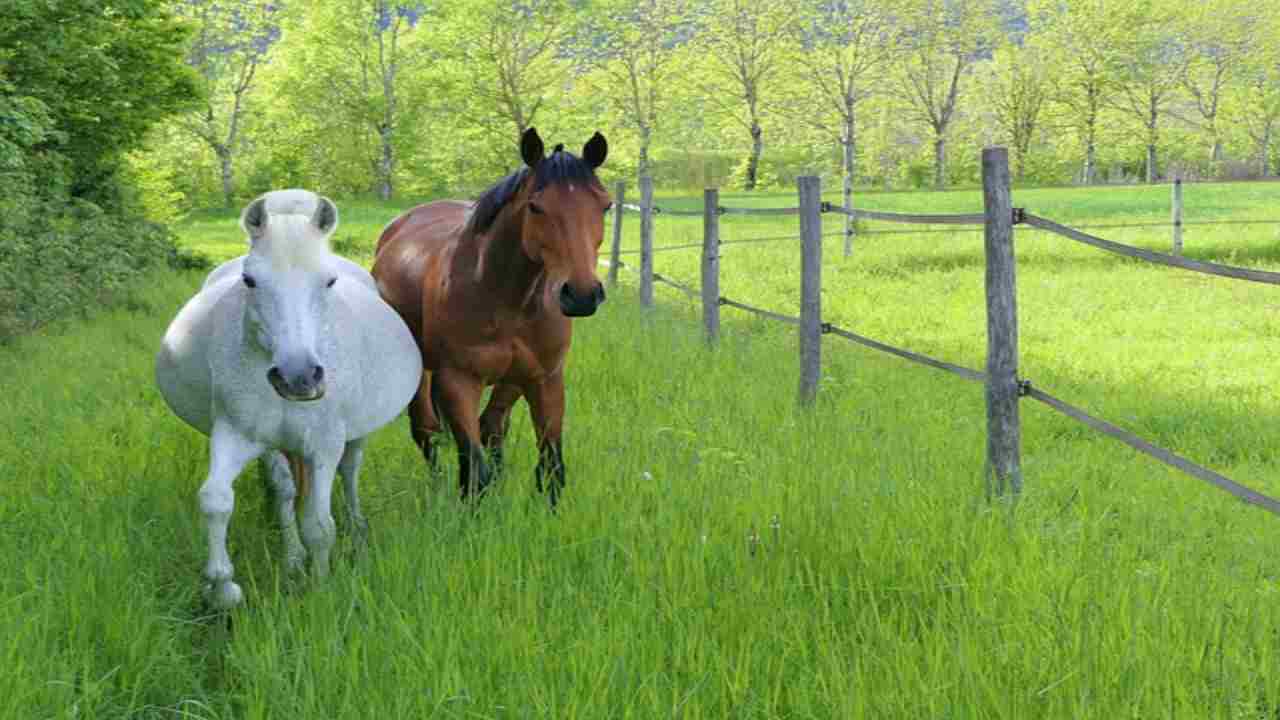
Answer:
582;132;607;169
241;196;268;240
521;127;545;168
312;195;339;235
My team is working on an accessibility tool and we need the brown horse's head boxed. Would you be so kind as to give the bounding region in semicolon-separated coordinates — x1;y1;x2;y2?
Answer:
514;127;611;317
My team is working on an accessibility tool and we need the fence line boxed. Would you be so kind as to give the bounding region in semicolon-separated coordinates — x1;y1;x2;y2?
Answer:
1024;213;1280;286
827;206;987;225
615;230;845;257
614;158;1280;518
1024;386;1280;517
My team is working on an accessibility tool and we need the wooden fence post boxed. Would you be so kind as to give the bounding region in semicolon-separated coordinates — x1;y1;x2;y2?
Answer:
702;187;720;344
608;181;624;288
639;174;654;308
982;147;1023;499
1172;175;1184;256
798;175;823;407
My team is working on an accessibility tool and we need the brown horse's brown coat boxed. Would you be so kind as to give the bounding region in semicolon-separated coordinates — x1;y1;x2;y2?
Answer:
371;132;610;503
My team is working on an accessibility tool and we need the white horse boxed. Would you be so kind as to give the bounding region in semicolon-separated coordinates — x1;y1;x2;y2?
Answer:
156;189;422;609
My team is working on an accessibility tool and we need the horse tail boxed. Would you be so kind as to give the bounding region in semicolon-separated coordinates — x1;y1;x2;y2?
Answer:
284;451;309;513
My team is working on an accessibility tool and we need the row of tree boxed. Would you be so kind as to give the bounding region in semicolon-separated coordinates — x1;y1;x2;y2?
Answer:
141;0;1280;209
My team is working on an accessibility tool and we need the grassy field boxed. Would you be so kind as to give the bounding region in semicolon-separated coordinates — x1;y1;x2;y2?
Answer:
5;179;1280;717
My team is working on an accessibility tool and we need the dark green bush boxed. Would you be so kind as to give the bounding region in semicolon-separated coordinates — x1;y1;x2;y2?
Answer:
0;200;209;343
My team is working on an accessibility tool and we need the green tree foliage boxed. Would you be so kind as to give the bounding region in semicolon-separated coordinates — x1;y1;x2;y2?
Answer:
690;0;795;190
2;0;200;207
175;0;282;207
893;0;1002;189
0;0;201;341
133;0;1280;202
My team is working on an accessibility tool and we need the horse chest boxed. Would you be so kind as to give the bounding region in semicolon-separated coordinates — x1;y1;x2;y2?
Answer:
448;336;545;384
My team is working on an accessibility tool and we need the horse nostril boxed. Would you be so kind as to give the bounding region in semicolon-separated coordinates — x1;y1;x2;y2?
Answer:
559;284;575;303
594;283;606;303
268;367;283;384
312;365;325;384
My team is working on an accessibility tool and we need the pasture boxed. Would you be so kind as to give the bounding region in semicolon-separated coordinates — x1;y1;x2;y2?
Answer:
5;179;1280;717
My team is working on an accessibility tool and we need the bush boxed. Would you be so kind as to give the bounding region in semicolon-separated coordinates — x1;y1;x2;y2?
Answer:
0;199;208;343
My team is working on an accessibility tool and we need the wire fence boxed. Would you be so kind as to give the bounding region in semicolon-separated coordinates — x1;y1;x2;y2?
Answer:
607;159;1280;519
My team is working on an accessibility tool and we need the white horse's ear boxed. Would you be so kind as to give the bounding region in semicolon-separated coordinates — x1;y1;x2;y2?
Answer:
313;196;338;235
241;197;269;240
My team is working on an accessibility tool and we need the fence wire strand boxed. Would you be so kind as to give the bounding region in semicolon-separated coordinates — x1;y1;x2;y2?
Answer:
652;272;697;298
824;324;987;383
718;296;800;325
1024;385;1280;517
827;206;987;225
1024;212;1280;286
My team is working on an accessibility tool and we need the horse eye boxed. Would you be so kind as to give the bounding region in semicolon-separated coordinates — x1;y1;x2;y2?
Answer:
242;273;256;288
326;276;337;288
529;202;544;215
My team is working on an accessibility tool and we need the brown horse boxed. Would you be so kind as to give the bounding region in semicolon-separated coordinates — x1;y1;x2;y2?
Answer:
372;127;610;506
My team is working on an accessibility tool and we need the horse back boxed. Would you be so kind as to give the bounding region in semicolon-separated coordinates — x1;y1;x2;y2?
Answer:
371;200;471;343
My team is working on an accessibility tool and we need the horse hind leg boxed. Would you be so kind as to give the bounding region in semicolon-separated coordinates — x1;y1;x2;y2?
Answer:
409;372;442;473
264;451;307;575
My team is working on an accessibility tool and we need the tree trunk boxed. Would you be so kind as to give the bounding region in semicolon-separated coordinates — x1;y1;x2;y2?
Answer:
745;122;763;191
842;108;855;254
933;134;947;189
1146;100;1159;184
1082;88;1099;184
378;124;394;201
1210;138;1224;163
1261;125;1272;177
638;124;651;179
217;146;234;208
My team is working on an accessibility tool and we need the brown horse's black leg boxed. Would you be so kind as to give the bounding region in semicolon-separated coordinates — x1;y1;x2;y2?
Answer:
408;374;441;472
436;372;492;501
525;374;566;510
479;384;522;476
535;440;566;509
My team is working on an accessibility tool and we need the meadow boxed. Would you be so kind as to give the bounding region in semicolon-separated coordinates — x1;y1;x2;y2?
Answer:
5;179;1280;717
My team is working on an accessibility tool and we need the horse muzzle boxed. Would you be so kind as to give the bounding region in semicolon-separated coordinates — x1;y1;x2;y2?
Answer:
559;282;605;317
267;364;327;402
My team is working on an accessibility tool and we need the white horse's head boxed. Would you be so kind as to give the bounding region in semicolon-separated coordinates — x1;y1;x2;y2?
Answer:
238;189;341;402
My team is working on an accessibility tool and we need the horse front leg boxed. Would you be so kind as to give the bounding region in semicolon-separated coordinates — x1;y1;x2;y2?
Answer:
263;451;306;575
435;371;491;501
525;373;567;510
200;423;264;609
296;442;345;579
479;383;522;476
338;438;370;548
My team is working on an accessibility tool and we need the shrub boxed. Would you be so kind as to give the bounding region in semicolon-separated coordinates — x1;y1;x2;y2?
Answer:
0;199;208;344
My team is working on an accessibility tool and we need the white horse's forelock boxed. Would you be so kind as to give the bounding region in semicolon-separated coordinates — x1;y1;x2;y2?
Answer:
246;189;334;274
255;214;332;274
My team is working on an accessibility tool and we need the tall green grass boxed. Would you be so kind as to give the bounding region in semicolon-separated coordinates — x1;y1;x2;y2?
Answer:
4;180;1280;717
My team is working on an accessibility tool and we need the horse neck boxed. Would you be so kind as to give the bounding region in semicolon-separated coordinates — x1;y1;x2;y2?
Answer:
475;210;545;311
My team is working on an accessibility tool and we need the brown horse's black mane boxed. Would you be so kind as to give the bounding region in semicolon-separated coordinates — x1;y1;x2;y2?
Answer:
465;146;601;235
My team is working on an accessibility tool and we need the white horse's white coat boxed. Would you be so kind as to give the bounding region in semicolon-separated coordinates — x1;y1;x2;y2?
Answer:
155;189;422;609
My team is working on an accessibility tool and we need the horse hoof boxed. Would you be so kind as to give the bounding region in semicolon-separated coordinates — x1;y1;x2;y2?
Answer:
205;580;244;610
284;551;307;576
